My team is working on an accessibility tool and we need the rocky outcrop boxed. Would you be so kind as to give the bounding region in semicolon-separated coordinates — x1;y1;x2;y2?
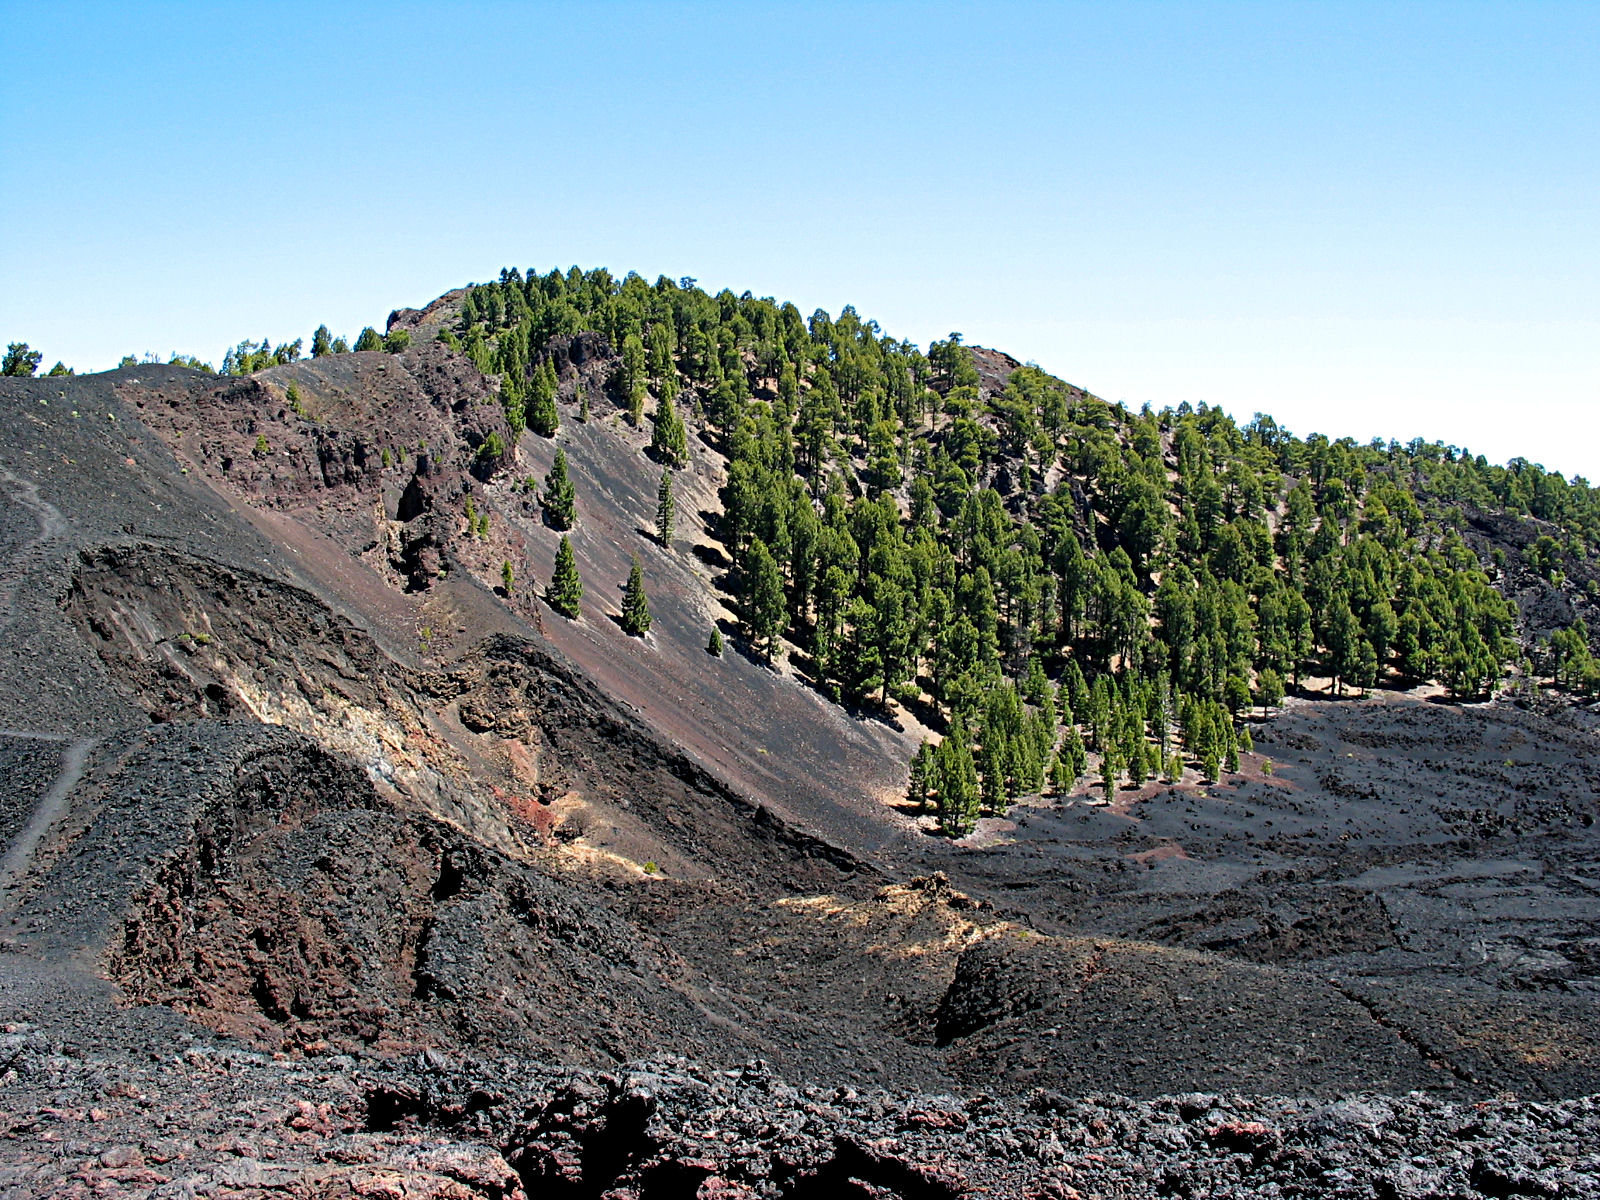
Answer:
5;1040;1599;1198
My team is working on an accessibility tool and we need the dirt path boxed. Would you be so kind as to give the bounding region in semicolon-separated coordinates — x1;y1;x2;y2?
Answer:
0;467;69;636
0;734;97;906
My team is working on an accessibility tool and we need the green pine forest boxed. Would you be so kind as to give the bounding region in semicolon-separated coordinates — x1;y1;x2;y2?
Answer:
436;266;1600;836
12;265;1599;838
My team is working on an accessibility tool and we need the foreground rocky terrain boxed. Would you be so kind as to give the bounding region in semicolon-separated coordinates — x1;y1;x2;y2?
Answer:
7;1033;1600;1198
2;314;1598;1195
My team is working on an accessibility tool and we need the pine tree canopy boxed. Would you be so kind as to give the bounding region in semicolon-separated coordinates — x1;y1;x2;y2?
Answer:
621;554;652;636
547;534;583;619
543;448;576;530
430;263;1600;817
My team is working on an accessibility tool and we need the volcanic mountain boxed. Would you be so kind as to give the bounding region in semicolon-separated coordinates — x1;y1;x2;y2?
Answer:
1;271;1598;1197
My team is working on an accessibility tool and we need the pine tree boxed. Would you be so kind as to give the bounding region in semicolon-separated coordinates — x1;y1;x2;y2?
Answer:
1257;668;1285;713
500;370;527;440
622;333;648;426
311;325;333;358
620;554;652;636
501;560;515;595
1129;738;1147;787
1101;747;1119;800
707;626;723;657
1049;751;1072;795
1024;708;1054;791
647;319;676;382
578;379;591;423
547;535;582;619
1190;702;1213;764
746;538;786;659
1326;593;1362;694
3;343;43;377
542;448;576;530
1060;726;1088;783
980;729;1007;815
527;359;559;437
650;391;688;467
907;739;933;811
1353;637;1379;695
656;469;675;547
1023;656;1050;709
1224;673;1252;719
354;327;382;352
936;716;981;837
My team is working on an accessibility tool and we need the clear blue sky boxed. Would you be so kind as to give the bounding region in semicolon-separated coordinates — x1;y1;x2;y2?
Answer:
3;1;1596;477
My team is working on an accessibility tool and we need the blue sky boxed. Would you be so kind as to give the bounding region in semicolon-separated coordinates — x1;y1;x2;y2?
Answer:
3;1;1596;477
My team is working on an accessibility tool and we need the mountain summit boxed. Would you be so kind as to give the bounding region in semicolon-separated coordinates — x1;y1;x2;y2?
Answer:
1;268;1598;1196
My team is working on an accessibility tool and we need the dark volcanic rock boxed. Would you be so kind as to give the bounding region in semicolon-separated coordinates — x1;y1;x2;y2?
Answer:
3;1046;1599;1198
